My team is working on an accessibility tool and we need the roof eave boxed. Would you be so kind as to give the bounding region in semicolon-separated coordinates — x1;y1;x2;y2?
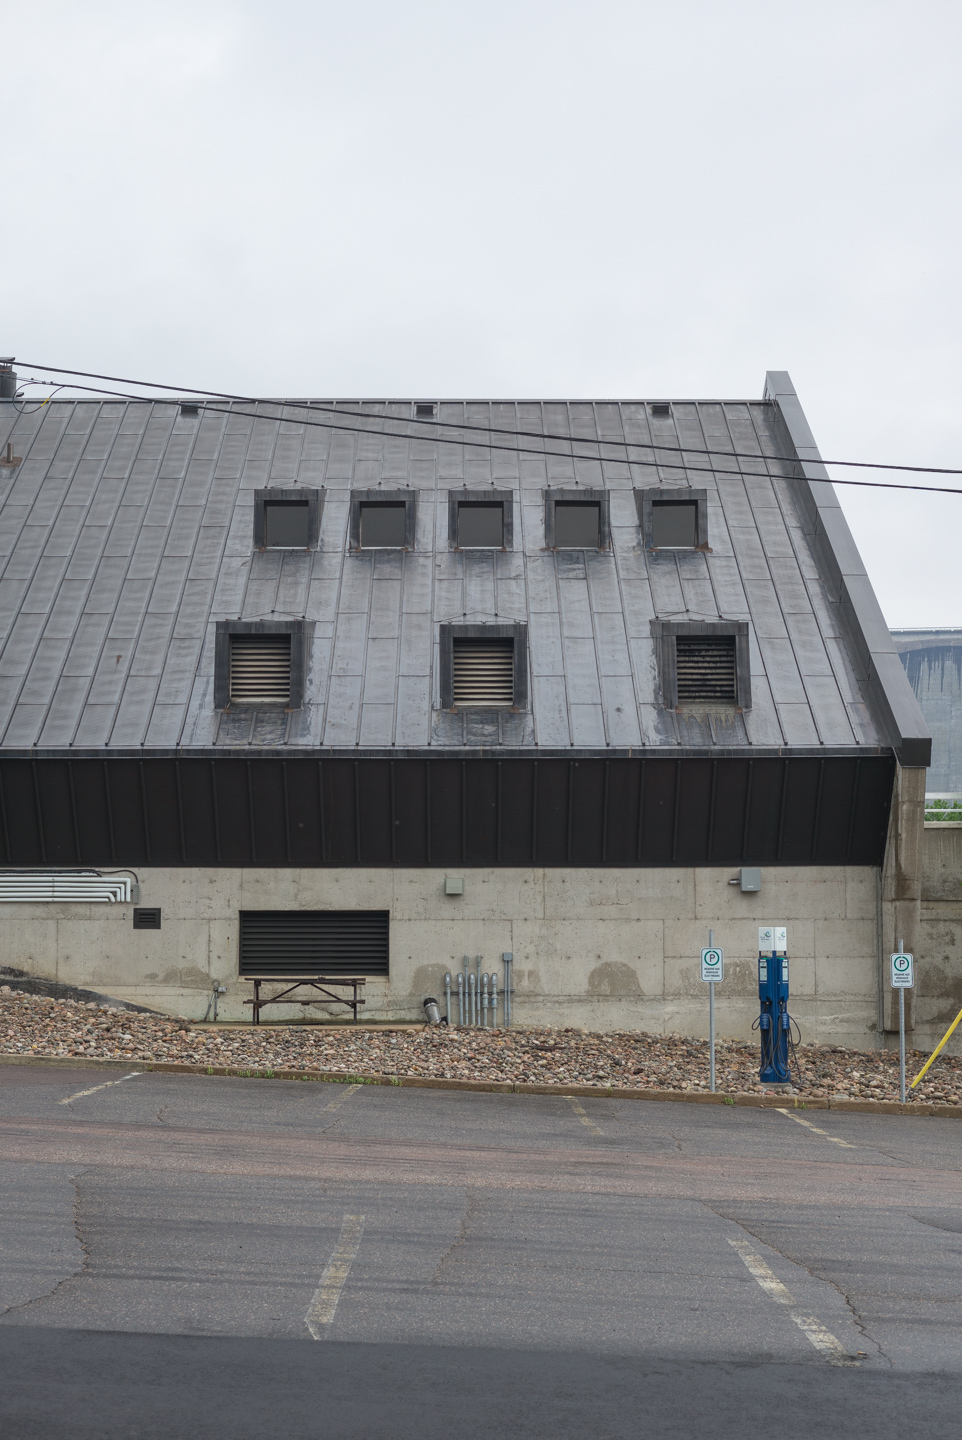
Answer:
764;371;931;769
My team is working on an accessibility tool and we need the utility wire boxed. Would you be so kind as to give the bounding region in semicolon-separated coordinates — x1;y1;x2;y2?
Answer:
9;368;962;497
15;359;962;479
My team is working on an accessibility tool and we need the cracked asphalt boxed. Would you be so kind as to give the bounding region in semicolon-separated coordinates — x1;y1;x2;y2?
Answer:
1;1064;961;1438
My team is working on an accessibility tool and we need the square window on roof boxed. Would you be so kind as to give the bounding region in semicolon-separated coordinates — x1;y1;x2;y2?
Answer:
651;500;697;548
253;489;322;550
264;500;310;548
554;502;601;548
544;489;609;549
638;488;708;550
350;490;417;550
360;502;407;547
448;490;513;549
458;502;504;548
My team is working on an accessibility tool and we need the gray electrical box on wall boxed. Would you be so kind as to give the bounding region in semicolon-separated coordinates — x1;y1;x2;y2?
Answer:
739;868;761;892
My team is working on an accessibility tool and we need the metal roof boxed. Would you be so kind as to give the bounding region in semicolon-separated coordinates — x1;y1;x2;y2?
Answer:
0;372;928;763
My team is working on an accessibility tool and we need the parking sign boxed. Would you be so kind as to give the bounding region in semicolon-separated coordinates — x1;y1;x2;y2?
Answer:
701;947;724;983
891;952;914;989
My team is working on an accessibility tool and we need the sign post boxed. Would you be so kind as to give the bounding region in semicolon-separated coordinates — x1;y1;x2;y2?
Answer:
701;930;724;1092
891;941;915;1103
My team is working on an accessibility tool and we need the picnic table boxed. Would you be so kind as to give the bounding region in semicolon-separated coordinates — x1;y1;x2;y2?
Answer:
243;976;366;1025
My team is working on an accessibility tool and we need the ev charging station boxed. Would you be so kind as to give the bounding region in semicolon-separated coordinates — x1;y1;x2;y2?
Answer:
757;926;791;1085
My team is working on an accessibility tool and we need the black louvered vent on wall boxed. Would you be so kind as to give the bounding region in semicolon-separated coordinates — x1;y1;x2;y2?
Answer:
229;635;292;705
676;635;737;704
239;911;390;978
452;638;514;707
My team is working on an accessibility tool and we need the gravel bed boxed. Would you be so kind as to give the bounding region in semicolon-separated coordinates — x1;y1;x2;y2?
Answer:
3;985;961;1102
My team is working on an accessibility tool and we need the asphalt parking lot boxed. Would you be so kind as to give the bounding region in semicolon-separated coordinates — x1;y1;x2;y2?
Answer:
1;1062;961;1438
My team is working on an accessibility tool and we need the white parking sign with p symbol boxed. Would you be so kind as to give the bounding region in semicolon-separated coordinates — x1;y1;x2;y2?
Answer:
701;948;724;983
891;952;914;988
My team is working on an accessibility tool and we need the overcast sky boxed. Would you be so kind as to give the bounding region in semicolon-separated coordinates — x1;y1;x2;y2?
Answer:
3;0;959;626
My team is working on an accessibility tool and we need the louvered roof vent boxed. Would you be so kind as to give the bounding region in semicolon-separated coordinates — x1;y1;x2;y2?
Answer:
229;634;292;705
676;635;736;705
452;637;514;708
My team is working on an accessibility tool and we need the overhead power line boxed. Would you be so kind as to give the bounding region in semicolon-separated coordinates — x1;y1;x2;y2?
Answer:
8;362;962;497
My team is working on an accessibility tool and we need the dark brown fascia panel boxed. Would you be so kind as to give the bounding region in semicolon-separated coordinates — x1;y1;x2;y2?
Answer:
764;371;930;767
438;622;528;711
650;619;751;711
544;488;610;549
447;489;514;548
348;489;417;550
213;619;313;710
636;487;710;550
0;752;895;869
252;488;324;549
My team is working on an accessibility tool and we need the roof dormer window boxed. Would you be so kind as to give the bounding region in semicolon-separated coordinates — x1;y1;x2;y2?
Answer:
651;500;697;549
349;490;417;550
253;489;323;550
544;489;609;550
448;489;514;549
638;487;709;551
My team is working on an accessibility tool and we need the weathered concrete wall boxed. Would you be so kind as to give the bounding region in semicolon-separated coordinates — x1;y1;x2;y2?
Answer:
0;864;881;1045
880;765;926;1035
915;825;962;1053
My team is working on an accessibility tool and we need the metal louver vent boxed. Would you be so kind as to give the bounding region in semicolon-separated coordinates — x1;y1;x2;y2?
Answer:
452;638;514;707
229;634;292;705
240;911;389;978
676;636;736;705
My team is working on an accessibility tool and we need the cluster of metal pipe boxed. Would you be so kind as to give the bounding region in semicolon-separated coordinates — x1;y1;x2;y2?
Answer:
444;953;513;1027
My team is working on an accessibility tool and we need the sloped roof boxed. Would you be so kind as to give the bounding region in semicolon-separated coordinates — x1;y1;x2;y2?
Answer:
0;372;928;762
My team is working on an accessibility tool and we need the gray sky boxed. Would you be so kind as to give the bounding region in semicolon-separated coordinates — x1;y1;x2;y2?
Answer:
4;0;960;626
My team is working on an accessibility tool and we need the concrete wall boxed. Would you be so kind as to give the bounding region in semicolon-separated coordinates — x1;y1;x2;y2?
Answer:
0;864;882;1046
915;825;962;1052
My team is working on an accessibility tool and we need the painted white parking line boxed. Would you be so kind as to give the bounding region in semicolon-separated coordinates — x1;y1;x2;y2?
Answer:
730;1237;794;1304
728;1238;857;1366
58;1073;142;1105
775;1108;856;1147
322;1083;362;1114
566;1096;603;1134
306;1214;366;1337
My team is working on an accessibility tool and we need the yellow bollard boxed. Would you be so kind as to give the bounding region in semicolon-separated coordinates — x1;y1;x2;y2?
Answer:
909;1002;962;1090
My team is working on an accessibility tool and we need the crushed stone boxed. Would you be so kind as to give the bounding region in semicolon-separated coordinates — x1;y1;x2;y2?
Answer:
2;986;960;1102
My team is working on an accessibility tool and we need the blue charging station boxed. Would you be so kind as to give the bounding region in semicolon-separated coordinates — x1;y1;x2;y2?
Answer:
757;926;791;1084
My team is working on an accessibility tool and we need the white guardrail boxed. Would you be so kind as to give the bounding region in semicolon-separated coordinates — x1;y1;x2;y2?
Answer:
925;793;962;821
0;873;131;903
